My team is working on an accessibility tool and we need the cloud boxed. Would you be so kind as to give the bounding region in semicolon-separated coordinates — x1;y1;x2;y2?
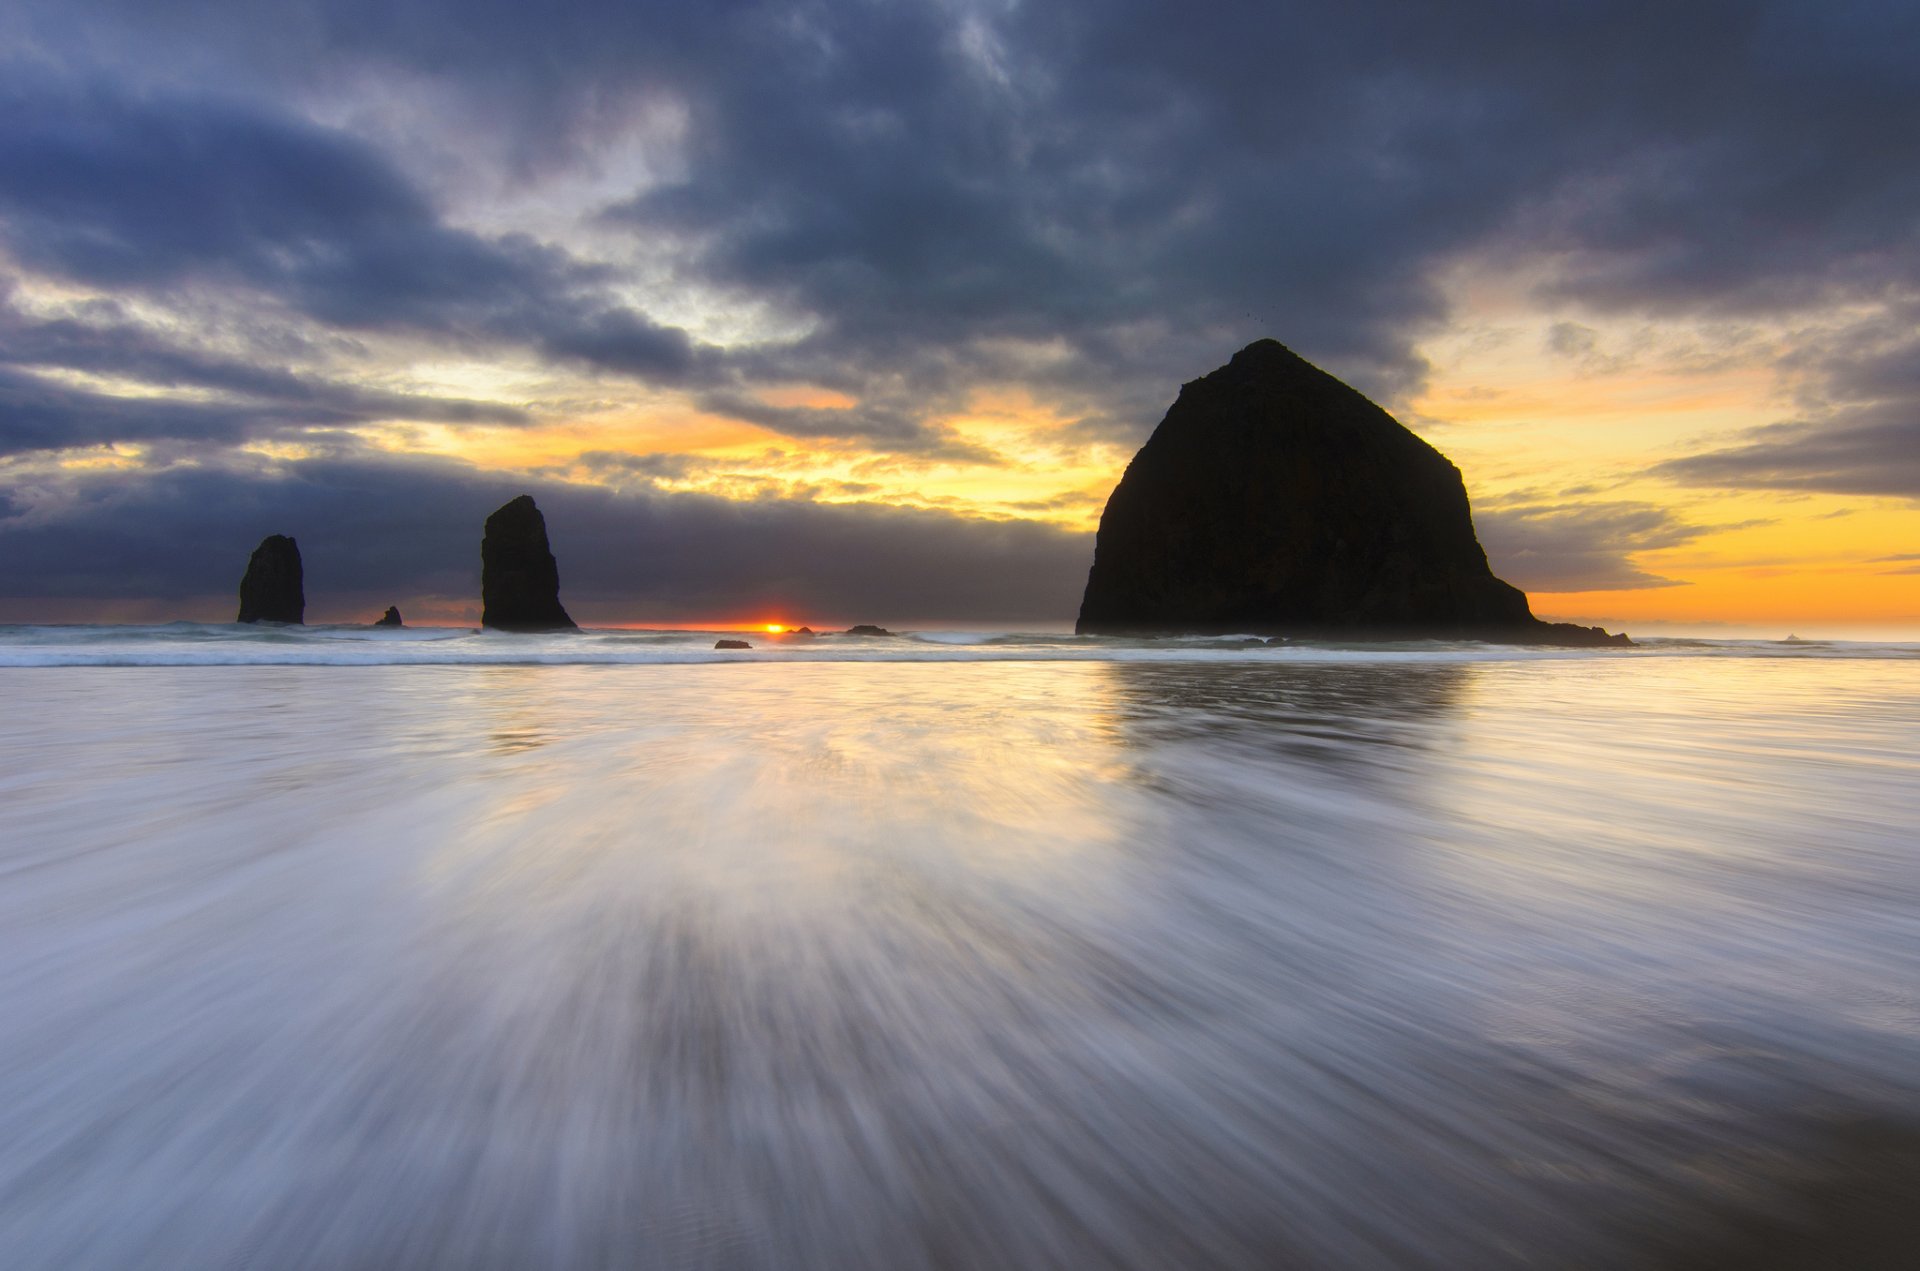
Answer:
1652;307;1920;501
1474;500;1718;592
3;0;1919;612
0;70;704;383
1655;412;1920;499
0;366;266;454
1541;321;1641;376
0;452;1094;624
0;69;1035;457
0;295;531;450
13;3;1919;367
690;388;1001;459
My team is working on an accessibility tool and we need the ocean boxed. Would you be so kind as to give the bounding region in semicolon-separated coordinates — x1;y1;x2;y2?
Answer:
3;627;1918;1268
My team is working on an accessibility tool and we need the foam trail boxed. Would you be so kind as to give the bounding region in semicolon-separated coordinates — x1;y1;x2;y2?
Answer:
2;658;1919;1267
1;623;1915;667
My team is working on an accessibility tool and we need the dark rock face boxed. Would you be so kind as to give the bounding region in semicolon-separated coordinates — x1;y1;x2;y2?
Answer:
481;495;577;631
844;624;896;637
715;639;752;649
375;606;403;627
1077;340;1629;647
236;535;304;624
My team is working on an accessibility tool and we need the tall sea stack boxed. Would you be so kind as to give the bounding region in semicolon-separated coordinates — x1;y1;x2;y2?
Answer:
481;495;577;631
236;535;304;624
1077;340;1628;646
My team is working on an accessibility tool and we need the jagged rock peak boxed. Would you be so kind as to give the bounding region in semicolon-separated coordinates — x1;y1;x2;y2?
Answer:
481;495;577;632
237;534;304;625
375;606;403;627
1076;340;1628;647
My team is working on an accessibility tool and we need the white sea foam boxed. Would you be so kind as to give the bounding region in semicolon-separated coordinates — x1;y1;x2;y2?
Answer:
3;657;1918;1267
1;622;1914;667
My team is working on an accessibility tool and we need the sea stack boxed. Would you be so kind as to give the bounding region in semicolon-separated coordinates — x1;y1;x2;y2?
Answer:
1077;340;1628;646
481;495;577;631
375;606;403;627
236;535;304;624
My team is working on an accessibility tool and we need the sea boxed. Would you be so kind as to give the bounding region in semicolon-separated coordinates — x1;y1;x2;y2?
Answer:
3;624;1918;1269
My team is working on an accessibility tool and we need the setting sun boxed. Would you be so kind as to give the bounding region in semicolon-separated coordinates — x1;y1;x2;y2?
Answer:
765;623;786;634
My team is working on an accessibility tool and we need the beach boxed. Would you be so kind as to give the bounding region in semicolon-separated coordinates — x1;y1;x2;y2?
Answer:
4;635;1919;1267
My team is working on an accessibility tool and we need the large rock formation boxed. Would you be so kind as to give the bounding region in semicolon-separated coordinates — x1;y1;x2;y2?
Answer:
1077;340;1628;646
236;535;304;624
481;495;577;631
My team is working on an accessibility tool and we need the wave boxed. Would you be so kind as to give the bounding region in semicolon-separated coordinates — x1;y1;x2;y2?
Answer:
0;623;1916;667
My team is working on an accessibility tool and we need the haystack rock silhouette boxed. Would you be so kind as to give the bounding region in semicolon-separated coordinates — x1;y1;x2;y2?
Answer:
236;534;304;624
375;606;403;627
481;495;577;631
1077;340;1629;646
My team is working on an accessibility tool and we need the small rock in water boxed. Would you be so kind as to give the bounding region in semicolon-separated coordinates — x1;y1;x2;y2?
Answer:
844;624;895;637
237;534;304;624
715;639;752;650
375;606;403;627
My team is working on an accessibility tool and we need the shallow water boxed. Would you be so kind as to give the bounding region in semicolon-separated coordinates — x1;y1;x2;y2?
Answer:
3;654;1919;1268
3;621;1916;666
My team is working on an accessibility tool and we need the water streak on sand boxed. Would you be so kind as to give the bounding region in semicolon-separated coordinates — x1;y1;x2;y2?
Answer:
2;655;1918;1267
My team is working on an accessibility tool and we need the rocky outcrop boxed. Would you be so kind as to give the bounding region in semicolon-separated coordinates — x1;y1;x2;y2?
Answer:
237;535;304;624
715;639;752;649
481;495;577;631
375;606;403;627
1077;340;1629;647
844;624;896;637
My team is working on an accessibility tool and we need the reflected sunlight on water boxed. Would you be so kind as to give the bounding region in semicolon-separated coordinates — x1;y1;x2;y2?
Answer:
2;658;1918;1268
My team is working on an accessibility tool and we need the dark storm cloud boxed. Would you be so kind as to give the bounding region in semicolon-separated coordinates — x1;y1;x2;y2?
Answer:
1655;412;1920;499
0;67;993;453
0;297;530;442
0;363;523;459
0;366;264;453
0;454;1093;623
0;70;703;383
606;0;1920;418
21;0;1916;428
1475;501;1718;593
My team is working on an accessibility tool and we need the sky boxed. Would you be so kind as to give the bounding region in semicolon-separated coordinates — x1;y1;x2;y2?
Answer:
1;0;1917;634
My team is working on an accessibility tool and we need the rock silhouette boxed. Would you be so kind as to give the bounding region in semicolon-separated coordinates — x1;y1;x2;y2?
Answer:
844;625;896;637
375;607;403;627
236;535;304;624
481;495;577;631
715;639;752;649
1077;340;1628;646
